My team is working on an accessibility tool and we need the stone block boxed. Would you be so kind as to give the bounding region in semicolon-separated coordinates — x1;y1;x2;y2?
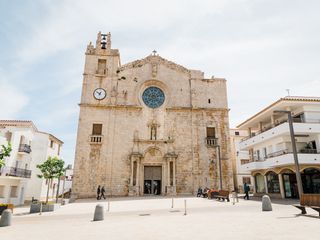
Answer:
262;195;272;211
0;209;12;227
93;204;104;221
30;203;61;213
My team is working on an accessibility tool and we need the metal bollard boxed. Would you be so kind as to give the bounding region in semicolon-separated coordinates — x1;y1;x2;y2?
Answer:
171;198;174;208
184;199;187;216
0;209;12;227
39;202;43;215
107;199;110;212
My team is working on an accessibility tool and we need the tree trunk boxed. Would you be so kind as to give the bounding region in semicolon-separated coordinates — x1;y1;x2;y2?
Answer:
46;179;50;204
56;177;61;203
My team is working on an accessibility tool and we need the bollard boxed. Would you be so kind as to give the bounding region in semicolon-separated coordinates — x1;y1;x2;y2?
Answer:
171;198;174;208
232;192;236;205
0;209;12;227
184;199;187;216
39;202;43;215
93;204;104;221
107;199;110;212
262;195;272;211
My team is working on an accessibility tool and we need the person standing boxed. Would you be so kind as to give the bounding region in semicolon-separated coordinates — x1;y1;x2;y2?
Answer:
97;185;101;200
100;186;106;200
244;183;250;200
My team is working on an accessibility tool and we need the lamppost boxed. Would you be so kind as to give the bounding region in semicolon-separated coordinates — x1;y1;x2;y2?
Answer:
215;143;223;190
274;110;303;198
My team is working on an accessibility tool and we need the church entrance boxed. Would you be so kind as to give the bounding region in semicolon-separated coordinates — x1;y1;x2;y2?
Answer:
144;166;162;195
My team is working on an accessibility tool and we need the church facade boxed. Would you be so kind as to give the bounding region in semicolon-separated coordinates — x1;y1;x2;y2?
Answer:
72;32;233;198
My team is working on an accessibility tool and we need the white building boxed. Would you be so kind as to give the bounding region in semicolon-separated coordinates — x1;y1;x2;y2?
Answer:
229;129;252;193
237;96;320;198
0;120;63;205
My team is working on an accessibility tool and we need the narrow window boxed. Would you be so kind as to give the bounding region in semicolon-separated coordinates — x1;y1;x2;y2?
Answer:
50;140;54;148
97;59;107;74
92;124;103;135
208;99;211;104
206;127;216;138
235;131;240;136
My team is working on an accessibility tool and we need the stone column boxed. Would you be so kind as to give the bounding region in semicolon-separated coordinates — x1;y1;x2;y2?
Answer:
167;160;170;186
278;173;285;198
130;159;134;186
264;175;269;194
173;159;176;187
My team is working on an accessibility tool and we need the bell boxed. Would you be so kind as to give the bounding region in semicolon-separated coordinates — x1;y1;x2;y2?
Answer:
102;35;106;41
101;42;106;49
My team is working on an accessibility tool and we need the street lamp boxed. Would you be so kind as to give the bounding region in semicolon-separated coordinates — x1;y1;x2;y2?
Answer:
215;143;223;190
274;110;303;198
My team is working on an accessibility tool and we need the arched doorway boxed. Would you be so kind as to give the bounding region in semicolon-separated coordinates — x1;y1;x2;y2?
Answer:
266;171;280;194
302;168;320;194
254;173;265;193
142;148;163;195
280;169;298;198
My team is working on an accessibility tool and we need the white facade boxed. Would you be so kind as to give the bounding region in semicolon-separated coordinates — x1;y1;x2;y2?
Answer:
229;129;252;193
237;96;320;198
0;120;64;205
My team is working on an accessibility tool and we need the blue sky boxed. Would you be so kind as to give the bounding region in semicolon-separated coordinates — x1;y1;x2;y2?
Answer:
1;0;320;164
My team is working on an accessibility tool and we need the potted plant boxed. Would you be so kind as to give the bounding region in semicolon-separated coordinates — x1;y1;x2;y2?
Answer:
30;157;65;213
0;204;14;215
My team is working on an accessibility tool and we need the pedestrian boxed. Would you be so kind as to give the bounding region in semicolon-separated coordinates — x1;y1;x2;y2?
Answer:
97;185;101;200
100;186;106;199
244;183;250;200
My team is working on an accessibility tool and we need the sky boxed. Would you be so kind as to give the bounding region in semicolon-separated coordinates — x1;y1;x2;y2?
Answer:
0;0;320;164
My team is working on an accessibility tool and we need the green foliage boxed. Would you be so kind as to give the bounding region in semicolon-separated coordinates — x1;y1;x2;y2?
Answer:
0;142;12;168
37;156;65;180
37;156;65;203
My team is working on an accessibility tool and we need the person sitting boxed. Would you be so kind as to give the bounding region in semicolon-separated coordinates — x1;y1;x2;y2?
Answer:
197;187;202;197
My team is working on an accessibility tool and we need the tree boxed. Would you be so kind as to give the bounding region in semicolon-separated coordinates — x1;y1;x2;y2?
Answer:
0;143;12;170
37;156;65;204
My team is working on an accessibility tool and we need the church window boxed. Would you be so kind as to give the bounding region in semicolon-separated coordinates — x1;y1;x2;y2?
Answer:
206;127;216;138
92;124;103;135
142;87;165;108
97;59;107;75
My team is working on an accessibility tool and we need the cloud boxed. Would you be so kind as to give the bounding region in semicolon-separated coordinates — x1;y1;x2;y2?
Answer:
0;81;29;119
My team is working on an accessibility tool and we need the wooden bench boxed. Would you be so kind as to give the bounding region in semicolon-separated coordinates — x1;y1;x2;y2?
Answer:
293;194;320;216
216;190;230;202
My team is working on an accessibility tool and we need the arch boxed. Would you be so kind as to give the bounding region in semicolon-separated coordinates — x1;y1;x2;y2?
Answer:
278;167;295;174
264;170;277;176
142;146;163;164
300;166;320;172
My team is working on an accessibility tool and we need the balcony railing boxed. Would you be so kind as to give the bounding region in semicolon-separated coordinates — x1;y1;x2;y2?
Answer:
18;144;31;154
95;69;107;75
90;135;103;144
206;137;218;147
241;118;320;142
247;148;319;163
5;167;32;178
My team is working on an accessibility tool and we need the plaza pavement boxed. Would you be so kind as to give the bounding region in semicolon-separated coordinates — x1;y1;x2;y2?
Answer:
1;196;319;240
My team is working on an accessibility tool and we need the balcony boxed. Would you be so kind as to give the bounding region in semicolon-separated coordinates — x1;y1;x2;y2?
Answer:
243;149;320;171
239;121;320;150
206;137;218;147
89;135;103;144
18;144;31;154
95;69;107;76
3;167;32;178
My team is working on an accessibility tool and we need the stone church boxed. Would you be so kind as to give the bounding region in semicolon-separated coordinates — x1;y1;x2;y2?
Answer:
72;32;233;198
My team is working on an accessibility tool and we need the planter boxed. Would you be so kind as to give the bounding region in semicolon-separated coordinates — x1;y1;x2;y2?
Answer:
0;204;14;215
30;203;61;213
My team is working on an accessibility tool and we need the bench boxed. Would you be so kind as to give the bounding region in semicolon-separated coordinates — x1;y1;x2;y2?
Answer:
216;190;230;202
208;190;230;202
293;194;320;216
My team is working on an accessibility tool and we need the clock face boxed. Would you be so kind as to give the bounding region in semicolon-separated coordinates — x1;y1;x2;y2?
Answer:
93;88;106;100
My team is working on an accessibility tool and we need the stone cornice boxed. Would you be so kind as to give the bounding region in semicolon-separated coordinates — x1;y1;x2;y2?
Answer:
166;107;229;112
79;103;142;110
118;54;191;74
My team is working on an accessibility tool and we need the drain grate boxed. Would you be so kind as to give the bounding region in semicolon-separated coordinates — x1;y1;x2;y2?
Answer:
169;210;181;213
139;213;151;216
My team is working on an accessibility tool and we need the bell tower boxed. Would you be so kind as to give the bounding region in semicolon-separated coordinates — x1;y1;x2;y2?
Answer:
80;31;121;105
